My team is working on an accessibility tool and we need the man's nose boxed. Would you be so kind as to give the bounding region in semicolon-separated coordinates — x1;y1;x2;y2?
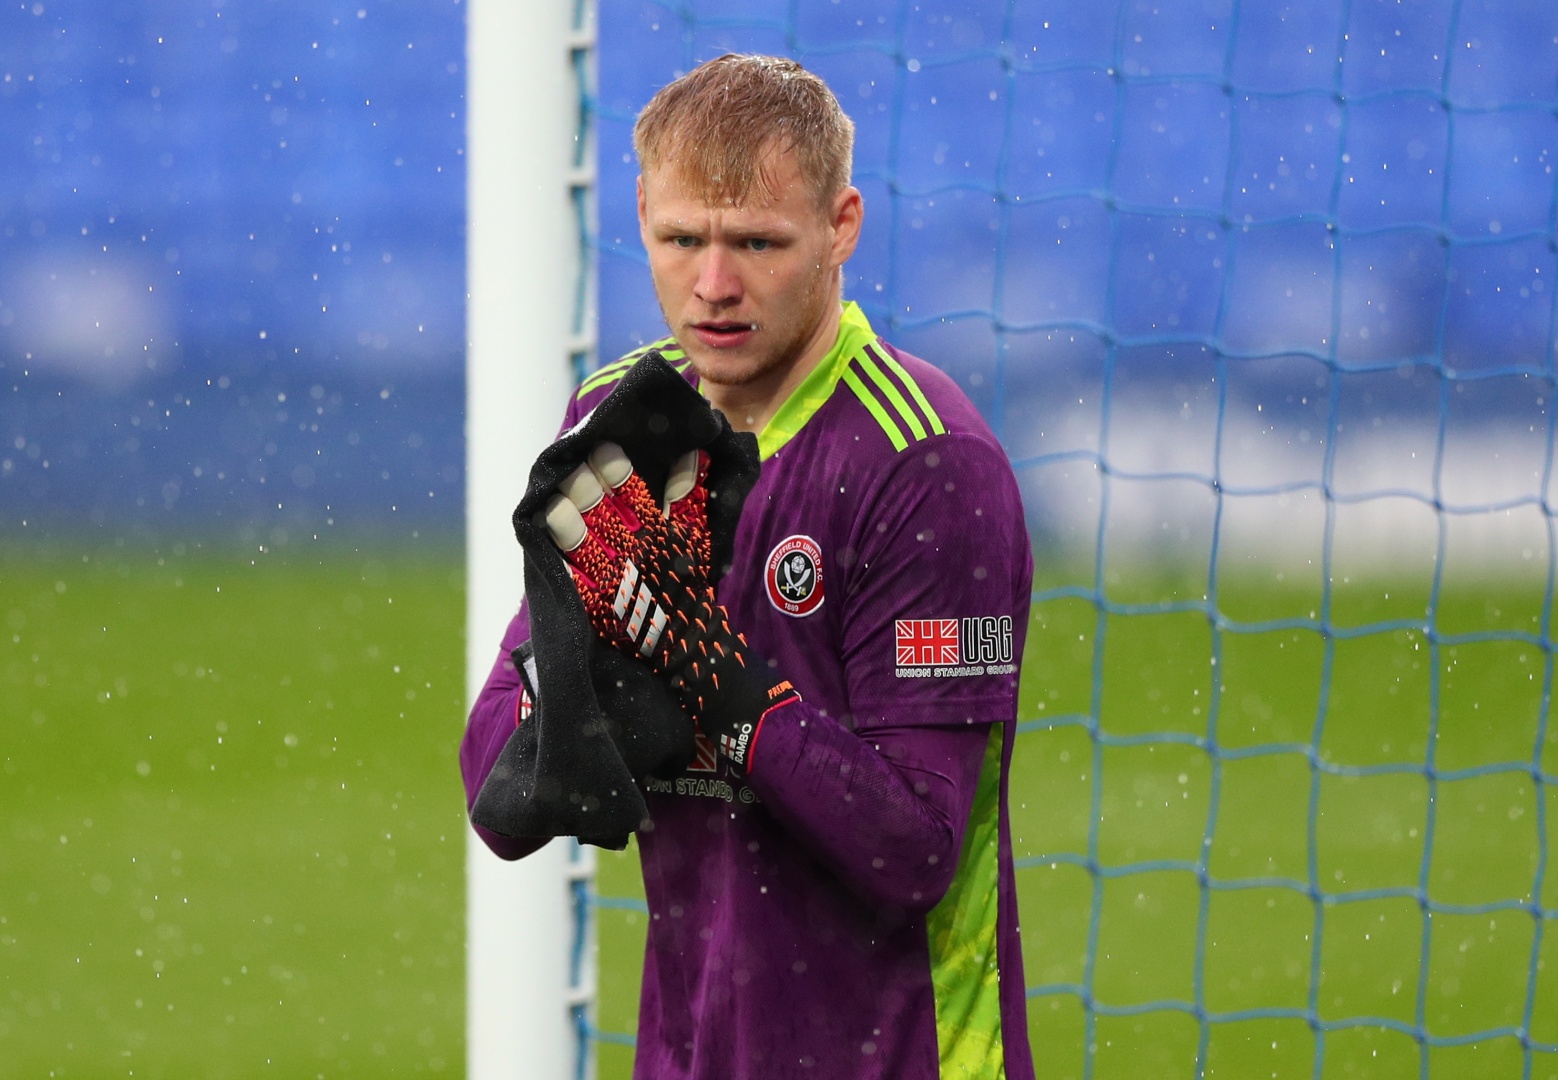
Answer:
692;245;741;306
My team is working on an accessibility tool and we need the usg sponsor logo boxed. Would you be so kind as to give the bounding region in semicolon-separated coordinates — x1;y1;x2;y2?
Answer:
894;616;1015;679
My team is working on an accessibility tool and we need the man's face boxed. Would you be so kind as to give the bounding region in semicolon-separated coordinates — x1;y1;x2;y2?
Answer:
637;149;861;391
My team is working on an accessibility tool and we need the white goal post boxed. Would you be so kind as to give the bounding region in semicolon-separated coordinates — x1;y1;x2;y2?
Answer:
465;2;596;1078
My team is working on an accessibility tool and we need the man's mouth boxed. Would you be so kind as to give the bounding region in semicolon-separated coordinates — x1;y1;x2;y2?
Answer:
690;322;757;348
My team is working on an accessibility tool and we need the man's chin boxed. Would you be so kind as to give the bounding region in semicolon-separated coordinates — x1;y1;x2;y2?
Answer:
688;361;749;388
682;348;776;388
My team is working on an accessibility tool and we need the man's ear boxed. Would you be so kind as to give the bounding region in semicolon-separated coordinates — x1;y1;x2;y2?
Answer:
829;186;863;268
636;174;648;232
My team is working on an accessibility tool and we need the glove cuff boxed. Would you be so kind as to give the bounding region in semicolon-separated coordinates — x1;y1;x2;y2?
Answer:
695;664;800;775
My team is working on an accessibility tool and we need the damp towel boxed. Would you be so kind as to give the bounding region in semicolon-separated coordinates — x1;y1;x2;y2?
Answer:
470;352;760;849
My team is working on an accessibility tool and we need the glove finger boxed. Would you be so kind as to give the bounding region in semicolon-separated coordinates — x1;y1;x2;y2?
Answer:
556;461;605;514
664;449;712;562
589;442;661;530
556;451;637;553
538;493;588;552
588;441;634;489
537;495;621;598
661;449;702;517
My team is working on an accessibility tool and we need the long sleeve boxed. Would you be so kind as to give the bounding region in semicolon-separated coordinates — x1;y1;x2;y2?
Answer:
728;429;1027;914
746;702;992;914
460;596;550;861
466;597;993;880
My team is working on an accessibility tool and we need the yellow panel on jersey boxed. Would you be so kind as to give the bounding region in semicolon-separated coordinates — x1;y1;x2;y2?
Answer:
756;301;876;459
758;302;945;459
927;724;1007;1080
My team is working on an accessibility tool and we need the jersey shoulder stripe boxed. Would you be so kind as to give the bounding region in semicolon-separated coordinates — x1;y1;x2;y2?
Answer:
576;338;688;400
841;364;910;452
845;343;946;452
873;344;946;436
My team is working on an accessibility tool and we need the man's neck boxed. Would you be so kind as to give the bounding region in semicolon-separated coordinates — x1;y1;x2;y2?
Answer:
701;300;844;435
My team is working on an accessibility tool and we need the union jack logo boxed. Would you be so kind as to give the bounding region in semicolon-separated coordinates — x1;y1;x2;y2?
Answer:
895;619;960;666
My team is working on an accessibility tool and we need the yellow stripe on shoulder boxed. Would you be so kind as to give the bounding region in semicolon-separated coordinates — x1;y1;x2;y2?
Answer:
878;350;945;435
845;351;948;453
842;365;909;452
575;357;634;398
576;338;681;398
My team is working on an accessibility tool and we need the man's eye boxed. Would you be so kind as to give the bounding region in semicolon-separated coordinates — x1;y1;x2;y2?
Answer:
671;236;698;249
747;238;772;252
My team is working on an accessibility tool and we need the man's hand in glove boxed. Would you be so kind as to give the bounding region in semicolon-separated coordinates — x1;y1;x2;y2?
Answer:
538;443;799;772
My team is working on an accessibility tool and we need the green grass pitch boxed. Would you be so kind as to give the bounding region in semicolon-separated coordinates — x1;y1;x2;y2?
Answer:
4;543;1553;1078
1;541;468;1078
596;565;1558;1080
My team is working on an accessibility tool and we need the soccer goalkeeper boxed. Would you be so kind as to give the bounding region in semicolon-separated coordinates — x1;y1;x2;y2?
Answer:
461;54;1035;1080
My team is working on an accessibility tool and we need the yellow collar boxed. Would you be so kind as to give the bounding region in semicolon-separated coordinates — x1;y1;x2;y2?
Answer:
753;302;877;460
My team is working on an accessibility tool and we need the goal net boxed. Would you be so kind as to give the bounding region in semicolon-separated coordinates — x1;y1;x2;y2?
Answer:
580;2;1557;1076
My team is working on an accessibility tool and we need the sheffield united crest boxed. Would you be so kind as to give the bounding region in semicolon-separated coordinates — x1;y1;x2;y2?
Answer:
765;534;824;617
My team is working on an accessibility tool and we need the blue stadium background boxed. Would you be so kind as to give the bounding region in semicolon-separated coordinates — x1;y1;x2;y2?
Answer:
5;0;1554;548
6;2;1558;1077
1;1;467;543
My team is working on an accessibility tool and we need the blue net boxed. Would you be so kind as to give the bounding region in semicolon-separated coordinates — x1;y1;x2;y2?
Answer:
584;1;1558;1076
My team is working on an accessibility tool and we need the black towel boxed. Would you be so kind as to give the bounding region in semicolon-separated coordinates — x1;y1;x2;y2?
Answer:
470;351;760;849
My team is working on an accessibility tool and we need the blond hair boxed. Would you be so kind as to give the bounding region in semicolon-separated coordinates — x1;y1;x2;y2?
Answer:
633;54;855;209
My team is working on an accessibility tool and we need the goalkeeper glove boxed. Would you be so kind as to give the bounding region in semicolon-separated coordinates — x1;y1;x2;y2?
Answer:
538;443;798;773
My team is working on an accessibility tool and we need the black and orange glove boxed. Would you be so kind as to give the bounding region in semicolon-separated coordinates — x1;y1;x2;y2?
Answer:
538;443;798;772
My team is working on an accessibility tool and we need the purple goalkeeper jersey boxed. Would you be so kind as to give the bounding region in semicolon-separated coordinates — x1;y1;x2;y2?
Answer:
463;303;1035;1080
